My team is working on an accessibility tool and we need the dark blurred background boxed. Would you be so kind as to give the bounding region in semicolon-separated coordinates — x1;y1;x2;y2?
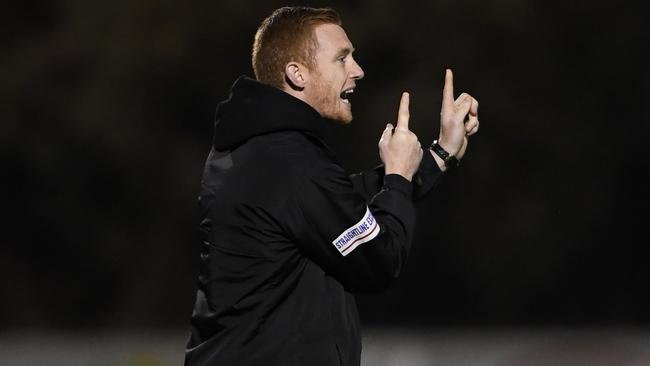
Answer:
2;0;649;336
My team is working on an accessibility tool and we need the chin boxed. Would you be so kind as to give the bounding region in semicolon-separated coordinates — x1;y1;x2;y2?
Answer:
332;107;354;124
328;113;353;124
317;99;353;124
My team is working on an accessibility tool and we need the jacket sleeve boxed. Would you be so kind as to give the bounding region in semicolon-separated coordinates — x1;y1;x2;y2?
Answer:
349;150;443;203
281;161;424;292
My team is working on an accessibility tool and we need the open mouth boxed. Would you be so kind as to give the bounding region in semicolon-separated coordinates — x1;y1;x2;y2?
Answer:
340;88;354;104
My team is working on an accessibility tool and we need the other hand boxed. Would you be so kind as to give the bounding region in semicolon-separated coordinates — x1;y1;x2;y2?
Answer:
437;69;479;162
378;92;423;181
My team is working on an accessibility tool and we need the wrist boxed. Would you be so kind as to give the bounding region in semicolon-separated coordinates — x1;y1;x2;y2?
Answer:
384;168;413;181
429;140;459;170
429;150;447;172
436;138;459;157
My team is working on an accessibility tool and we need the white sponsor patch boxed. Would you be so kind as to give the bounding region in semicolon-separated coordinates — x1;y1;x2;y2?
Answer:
331;207;380;256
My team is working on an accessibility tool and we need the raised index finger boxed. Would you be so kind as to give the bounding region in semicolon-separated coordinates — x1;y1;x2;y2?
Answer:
442;69;454;110
396;92;410;130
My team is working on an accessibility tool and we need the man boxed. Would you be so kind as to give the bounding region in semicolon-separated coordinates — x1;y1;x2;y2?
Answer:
185;6;479;366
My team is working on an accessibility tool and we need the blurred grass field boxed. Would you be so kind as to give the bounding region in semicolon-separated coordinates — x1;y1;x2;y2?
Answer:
2;327;649;366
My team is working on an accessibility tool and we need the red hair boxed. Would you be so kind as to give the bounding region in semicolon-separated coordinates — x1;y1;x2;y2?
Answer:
252;7;342;88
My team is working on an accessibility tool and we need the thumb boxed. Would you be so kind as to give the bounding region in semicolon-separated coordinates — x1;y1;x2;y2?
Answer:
380;123;394;143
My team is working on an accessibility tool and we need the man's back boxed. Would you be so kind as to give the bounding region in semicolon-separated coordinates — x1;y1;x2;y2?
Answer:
185;78;363;365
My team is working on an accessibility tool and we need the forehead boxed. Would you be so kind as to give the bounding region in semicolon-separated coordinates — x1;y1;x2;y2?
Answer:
313;23;353;54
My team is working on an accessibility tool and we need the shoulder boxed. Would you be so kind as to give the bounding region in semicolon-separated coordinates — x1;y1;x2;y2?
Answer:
250;131;335;175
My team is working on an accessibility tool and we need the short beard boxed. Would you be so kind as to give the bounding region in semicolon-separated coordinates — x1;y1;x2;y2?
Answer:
310;73;351;123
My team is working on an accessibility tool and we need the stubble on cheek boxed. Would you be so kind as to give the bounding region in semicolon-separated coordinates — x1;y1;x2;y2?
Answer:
313;80;337;118
310;75;351;123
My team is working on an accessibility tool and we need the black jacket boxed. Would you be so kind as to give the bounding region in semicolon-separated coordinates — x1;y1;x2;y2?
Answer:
185;76;442;365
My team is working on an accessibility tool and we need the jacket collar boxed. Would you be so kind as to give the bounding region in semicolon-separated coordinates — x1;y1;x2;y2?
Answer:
212;76;334;155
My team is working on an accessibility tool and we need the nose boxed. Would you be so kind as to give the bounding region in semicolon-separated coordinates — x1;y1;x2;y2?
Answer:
349;58;365;80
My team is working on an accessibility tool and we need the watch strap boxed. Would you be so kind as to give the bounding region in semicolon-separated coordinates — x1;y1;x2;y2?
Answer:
430;140;459;169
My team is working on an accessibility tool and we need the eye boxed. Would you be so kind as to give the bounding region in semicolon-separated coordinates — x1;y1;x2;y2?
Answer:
337;56;347;63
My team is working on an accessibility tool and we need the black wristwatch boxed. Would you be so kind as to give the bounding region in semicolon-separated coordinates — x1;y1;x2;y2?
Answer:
430;140;459;169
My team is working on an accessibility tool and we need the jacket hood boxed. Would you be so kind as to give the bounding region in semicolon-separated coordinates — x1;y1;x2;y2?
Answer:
212;76;331;151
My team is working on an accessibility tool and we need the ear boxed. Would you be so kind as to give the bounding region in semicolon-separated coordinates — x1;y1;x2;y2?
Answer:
284;62;307;91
